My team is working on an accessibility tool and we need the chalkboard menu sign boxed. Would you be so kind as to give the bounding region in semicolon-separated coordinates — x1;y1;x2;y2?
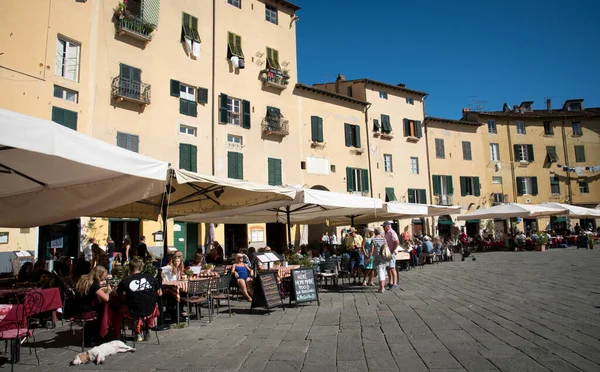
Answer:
251;272;284;312
290;268;319;306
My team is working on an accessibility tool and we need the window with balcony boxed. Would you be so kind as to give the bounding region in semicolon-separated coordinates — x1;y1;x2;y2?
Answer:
117;132;139;153
490;143;500;161
514;144;534;162
346;167;369;193
543;121;553;135
344;123;361;149
51;106;77;130
550;176;560;195
265;4;278;24
459;176;480;196
56;37;80;82
262;106;289;136
383;154;393;172
262;47;288;89
574;145;586;163
410;157;419;174
53;85;78;103
579;181;589;194
113;64;150;104
487;120;497;134
114;0;157;42
516;120;526;134
180;125;197;136
435;138;445;159
516;176;538;196
432;175;453;205
572;121;583;136
462;141;472;160
408;189;427;204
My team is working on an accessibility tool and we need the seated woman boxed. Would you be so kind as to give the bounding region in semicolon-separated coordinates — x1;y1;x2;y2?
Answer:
192;252;205;267
230;253;253;302
162;252;184;282
205;249;223;265
17;262;33;283
73;266;110;345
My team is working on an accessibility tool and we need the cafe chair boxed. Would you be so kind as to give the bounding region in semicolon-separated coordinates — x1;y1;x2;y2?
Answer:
317;259;339;287
67;299;98;352
180;278;212;326
0;290;43;372
121;304;160;348
210;275;232;317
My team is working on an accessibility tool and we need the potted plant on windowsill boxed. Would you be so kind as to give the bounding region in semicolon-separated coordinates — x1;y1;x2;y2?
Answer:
536;232;549;251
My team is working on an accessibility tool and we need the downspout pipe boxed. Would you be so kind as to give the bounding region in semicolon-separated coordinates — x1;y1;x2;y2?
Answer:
422;96;433;235
506;117;517;202
561;118;573;203
211;0;216;176
364;101;373;197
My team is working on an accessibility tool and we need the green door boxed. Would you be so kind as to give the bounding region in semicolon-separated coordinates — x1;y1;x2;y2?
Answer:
173;222;186;254
186;223;199;261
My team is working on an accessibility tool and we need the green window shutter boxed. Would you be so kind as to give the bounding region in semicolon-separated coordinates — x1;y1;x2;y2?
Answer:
119;63;132;82
381;114;391;133
546;146;558;163
51;106;64;124
373;119;380;132
408;189;415;203
179;144;191;171
311;116;319;142
432;175;441;196
447;176;454;195
474;176;480;196
189;100;198;117
190;145;197;172
275;158;282;185
190;16;199;41
170;79;180;97
575;146;585;162
403;119;410;137
416;121;422;138
317;117;323;142
514;144;519;160
227;152;236;178
117;132;128;149
219;93;229;123
516;177;524;196
242;100;251;128
129;134;139;153
141;0;160;26
419;189;427;204
354;125;361;148
227;32;235;55
362;169;369;192
182;13;191;38
131;67;141;84
273;49;280;69
266;47;273;67
527;144;534;162
197;87;208;104
460;176;467;197
344;123;352;147
237;153;244;180
180;99;197;117
64;109;78;130
268;158;277;185
531;177;538;196
235;34;243;57
385;187;396;202
346;167;355;192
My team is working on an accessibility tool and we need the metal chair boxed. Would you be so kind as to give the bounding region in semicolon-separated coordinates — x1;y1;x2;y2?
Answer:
317;259;339;287
121;304;160;347
180;279;212;326
209;275;232;317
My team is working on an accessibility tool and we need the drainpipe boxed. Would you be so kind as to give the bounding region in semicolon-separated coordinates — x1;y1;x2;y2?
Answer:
363;101;373;197
506;117;517;202
561;118;573;203
422;96;433;236
210;0;216;175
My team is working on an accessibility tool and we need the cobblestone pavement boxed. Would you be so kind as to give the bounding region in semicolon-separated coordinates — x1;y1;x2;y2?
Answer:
9;247;600;371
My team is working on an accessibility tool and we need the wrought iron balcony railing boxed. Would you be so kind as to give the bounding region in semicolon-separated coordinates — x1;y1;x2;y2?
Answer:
436;194;453;206
116;16;154;42
261;117;289;136
111;77;151;105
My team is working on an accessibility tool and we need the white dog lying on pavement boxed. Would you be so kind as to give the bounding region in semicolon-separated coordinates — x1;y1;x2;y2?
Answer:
70;340;135;365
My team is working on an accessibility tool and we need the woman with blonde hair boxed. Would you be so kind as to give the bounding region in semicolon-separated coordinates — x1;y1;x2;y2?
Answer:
162;251;184;281
74;266;110;345
230;253;253;301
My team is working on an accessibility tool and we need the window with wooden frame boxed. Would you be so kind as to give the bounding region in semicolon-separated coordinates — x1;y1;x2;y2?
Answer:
462;141;472;160
179;143;198;172
514;144;534;162
219;93;250;128
346;167;369;193
381;114;392;134
117;132;140;153
550;176;560;195
266;47;280;70
403;119;422;138
51;106;78;130
56;36;80;82
344;123;361;148
227;151;244;180
574;145;586;163
265;4;278;24
228;0;241;8
459;176;481;196
383;154;393;172
182;13;200;42
435;138;445;159
407;189;427;204
227;32;244;57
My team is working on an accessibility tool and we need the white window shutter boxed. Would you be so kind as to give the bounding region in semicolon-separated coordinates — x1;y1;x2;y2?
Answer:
66;43;80;81
55;38;65;77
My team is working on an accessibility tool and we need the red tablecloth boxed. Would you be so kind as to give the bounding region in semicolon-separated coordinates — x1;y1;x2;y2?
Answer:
0;288;62;329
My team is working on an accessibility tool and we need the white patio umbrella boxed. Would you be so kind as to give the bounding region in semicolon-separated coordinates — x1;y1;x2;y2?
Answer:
0;108;169;228
178;188;383;247
540;202;600;218
327;202;461;226
456;203;567;221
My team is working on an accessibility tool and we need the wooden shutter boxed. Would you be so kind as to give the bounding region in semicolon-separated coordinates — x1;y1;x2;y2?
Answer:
179;144;191;171
273;49;279;69
170;79;180;97
180;99;197;117
416;121;422;138
182;13;191;38
227;32;235;56
191;16;199;41
381;114;391;133
344;123;352;147
275;158;282;185
131;67;141;84
242;100;251;129
129;134;140;153
432;175;441;196
268;158;275;185
197;87;208;104
119;63;132;82
316;117;323;142
514;144;520;160
403;119;410;137
346;167;355;192
51;106;64;124
268;158;282;186
354;125;361;148
419;189;427;204
546;146;558;163
527;144;534;162
373;119;380;132
460;176;467;197
311;116;319;142
117;132;128;149
531;177;538;196
575;146;586;162
447;176;454;195
361;169;369;192
64;109;78;130
385;187;396;202
235;34;243;57
237;153;244;179
474;176;480;196
219;93;229;123
190;145;197;172
516;177;524;195
227;152;236;179
189;100;198;117
408;189;415;203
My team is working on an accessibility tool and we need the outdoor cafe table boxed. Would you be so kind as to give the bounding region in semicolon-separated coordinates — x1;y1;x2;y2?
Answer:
0;287;62;325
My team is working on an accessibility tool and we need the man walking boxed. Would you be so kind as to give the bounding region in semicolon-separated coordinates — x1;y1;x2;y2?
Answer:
371;227;388;293
345;227;363;285
136;236;149;260
383;222;399;290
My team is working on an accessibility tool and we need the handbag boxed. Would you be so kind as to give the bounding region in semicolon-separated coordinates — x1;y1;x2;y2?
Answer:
381;243;392;261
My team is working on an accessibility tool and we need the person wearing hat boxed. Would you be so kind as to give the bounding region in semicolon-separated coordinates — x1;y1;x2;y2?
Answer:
382;222;399;290
344;227;363;285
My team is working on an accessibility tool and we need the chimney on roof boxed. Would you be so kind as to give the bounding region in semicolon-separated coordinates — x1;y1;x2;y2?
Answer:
513;105;519;112
397;83;406;88
462;108;470;115
502;103;510;112
546;98;551;111
335;74;345;93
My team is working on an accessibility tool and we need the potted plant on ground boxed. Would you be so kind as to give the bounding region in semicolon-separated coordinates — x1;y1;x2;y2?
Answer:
536;232;549;251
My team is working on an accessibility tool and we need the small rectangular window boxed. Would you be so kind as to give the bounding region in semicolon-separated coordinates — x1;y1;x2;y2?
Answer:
265;4;278;24
435;138;445;159
550;176;560;195
179;84;196;101
300;161;306;170
116;132;139;153
379;91;388;99
227;134;243;145
487;120;497;134
492;176;502;184
490;143;500;161
462;141;472;160
579;181;589;194
383;154;393;172
543;121;553;135
574;145;586;163
56;37;80;82
53;85;78;103
347;86;353;97
227;0;241;8
410;157;419;174
179;124;197;136
406;97;414;105
572;121;582;136
227;97;241;125
516;120;526;134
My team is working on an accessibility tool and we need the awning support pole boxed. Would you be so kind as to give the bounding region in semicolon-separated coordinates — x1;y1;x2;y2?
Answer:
286;206;292;250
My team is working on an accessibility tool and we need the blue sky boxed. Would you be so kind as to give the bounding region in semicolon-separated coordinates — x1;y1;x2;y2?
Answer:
295;0;600;118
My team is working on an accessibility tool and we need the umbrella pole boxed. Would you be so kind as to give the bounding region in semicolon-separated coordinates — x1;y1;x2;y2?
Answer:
286;206;292;250
162;202;168;259
351;216;355;227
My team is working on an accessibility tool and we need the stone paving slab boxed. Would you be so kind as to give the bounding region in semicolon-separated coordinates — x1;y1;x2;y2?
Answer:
6;247;600;371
